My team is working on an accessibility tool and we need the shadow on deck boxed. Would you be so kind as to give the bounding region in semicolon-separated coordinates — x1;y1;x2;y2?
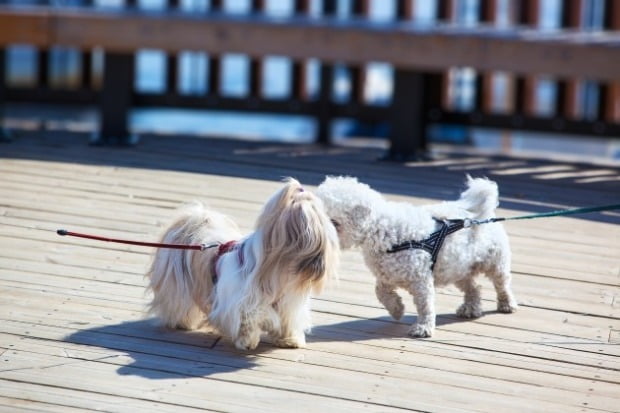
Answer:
3;129;619;223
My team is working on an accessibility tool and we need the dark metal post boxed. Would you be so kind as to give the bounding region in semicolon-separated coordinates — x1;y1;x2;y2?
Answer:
385;0;446;161
513;0;538;119
348;0;368;105
387;71;443;161
0;49;10;142
315;0;337;145
96;53;135;145
207;0;223;97
599;0;620;124
473;0;497;113
249;0;265;100
80;0;95;90
555;0;582;119
166;0;180;96
94;0;137;145
291;0;311;101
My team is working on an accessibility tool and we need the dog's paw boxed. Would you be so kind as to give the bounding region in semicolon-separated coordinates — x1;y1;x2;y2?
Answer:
408;324;433;338
233;334;261;351
456;302;482;319
497;300;518;314
273;336;306;349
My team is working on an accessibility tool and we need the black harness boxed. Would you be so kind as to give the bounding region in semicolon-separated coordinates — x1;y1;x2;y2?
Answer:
386;219;467;270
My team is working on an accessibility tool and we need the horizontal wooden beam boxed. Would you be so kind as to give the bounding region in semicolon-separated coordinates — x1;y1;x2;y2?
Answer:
0;7;50;47
1;6;620;81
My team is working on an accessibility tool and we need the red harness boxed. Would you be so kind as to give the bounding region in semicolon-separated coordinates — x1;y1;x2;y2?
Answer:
212;240;244;284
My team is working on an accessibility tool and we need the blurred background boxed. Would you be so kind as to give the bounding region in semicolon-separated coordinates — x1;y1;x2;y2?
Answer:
2;0;619;161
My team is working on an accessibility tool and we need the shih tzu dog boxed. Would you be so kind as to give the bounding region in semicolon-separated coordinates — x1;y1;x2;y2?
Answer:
316;175;517;338
147;178;339;350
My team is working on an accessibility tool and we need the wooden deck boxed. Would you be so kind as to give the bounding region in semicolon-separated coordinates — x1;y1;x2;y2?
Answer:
1;130;619;412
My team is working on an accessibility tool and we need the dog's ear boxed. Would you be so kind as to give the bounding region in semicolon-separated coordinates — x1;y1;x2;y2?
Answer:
351;204;371;223
297;253;326;283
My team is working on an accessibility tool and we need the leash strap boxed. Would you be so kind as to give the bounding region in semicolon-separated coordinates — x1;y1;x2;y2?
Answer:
467;203;620;226
386;203;620;269
56;229;219;251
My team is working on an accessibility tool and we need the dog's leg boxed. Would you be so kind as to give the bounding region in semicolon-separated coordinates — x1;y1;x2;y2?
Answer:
273;332;306;349
150;295;203;330
488;268;518;314
271;300;308;349
408;277;435;338
263;320;306;349
233;313;261;350
375;280;404;320
455;277;482;319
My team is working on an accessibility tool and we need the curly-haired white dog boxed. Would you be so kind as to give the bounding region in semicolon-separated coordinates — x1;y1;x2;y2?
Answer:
316;176;517;338
147;178;339;350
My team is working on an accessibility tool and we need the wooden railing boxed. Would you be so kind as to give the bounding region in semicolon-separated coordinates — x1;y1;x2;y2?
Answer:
0;0;619;160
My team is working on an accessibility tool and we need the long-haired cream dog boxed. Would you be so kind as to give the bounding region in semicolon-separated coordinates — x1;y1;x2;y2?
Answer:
147;178;339;350
316;176;517;338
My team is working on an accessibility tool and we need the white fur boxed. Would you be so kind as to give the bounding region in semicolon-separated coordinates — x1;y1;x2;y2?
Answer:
147;178;340;350
316;175;517;338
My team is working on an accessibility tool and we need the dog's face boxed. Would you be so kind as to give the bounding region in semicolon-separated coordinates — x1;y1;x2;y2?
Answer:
254;178;340;294
316;176;380;249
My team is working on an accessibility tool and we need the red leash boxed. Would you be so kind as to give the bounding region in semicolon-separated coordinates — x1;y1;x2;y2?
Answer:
56;229;218;251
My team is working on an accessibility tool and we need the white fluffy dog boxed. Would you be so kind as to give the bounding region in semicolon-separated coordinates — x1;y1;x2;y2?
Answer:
147;178;339;350
316;176;517;338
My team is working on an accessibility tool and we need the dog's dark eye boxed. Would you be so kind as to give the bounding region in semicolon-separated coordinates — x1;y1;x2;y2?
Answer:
331;219;340;229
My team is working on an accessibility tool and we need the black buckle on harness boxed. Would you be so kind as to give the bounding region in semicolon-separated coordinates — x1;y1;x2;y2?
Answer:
386;219;466;270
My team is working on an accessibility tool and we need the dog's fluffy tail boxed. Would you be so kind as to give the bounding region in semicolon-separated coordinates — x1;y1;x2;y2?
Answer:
456;175;499;219
146;202;238;329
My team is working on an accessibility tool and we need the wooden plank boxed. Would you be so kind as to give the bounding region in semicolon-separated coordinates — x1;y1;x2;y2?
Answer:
2;266;617;362
0;7;50;47
2;258;617;344
0;7;620;81
2;321;618;412
3;297;618;389
1;133;619;412
0;381;206;413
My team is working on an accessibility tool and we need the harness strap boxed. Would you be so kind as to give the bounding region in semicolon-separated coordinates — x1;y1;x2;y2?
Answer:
212;240;243;284
387;219;466;270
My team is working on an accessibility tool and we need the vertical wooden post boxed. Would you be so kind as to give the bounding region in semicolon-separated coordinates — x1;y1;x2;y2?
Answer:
555;0;583;120
36;0;50;94
249;0;265;100
38;49;49;89
291;0;311;101
348;0;369;105
474;0;498;113
599;0;620;123
0;49;10;142
79;0;94;90
208;0;223;96
513;0;539;117
166;0;180;95
316;0;337;145
439;0;455;110
396;0;413;20
385;0;442;160
96;0;137;145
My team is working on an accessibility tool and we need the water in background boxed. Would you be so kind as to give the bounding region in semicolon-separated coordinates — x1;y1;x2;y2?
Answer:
3;0;619;161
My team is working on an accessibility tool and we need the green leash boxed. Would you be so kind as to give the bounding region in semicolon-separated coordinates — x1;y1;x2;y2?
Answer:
387;203;619;266
467;203;620;226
